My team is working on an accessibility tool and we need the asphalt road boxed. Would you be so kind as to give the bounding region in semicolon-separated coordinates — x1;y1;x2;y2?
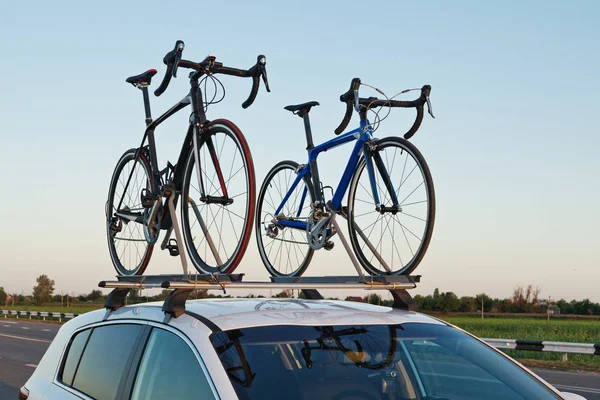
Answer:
0;319;61;399
0;319;599;399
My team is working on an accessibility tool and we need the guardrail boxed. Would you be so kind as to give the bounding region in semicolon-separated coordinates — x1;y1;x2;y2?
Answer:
484;338;600;361
1;309;78;322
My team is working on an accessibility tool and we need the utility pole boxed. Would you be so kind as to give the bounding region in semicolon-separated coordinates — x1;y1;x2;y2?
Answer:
547;295;551;321
481;295;484;319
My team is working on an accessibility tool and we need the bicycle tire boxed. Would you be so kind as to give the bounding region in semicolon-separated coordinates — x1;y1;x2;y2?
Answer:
347;137;435;275
105;148;155;275
256;160;315;277
181;120;255;274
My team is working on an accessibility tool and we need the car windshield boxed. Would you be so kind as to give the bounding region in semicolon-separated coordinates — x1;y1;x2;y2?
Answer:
210;323;560;400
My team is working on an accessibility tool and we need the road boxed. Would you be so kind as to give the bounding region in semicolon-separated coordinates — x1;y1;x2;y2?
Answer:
0;319;599;399
0;319;61;399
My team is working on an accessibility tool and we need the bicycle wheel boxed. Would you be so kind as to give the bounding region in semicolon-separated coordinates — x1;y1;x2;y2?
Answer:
347;137;435;275
256;160;315;277
106;148;155;275
181;120;255;274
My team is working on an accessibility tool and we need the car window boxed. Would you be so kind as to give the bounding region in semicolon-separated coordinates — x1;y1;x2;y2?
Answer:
130;328;216;400
69;324;144;400
405;339;526;399
209;323;560;400
60;328;91;386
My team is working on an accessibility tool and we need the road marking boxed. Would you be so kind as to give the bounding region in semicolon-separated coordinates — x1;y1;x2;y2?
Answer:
21;327;30;330
2;321;17;324
42;329;51;332
0;333;51;343
25;364;38;368
554;384;600;394
3;325;11;328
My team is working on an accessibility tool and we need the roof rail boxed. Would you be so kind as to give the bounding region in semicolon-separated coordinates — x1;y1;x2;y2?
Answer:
99;273;421;321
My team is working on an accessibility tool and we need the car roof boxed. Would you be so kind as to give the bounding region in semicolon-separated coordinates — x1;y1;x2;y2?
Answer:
130;297;447;331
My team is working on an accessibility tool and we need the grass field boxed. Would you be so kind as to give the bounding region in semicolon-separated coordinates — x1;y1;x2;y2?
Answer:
2;304;102;314
441;316;600;366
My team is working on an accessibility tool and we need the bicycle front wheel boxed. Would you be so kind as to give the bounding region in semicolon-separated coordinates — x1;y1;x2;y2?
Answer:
106;148;155;275
347;137;435;275
181;120;255;274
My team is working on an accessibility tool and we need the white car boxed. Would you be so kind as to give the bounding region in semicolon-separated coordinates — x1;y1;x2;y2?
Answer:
22;297;585;400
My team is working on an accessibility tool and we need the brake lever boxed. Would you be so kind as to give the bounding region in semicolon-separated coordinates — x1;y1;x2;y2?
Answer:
426;96;435;119
172;51;182;78
261;69;271;92
257;55;271;92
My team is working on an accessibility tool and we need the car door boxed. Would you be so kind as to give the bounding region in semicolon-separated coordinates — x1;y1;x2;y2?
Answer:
126;324;219;400
46;321;149;399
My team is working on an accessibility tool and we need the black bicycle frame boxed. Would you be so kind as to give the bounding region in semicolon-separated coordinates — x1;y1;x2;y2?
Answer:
115;76;223;215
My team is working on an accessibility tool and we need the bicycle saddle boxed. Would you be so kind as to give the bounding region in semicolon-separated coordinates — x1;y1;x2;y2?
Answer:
284;101;320;115
126;69;158;87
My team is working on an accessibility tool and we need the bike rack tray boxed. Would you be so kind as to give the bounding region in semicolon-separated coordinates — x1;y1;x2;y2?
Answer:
99;273;422;321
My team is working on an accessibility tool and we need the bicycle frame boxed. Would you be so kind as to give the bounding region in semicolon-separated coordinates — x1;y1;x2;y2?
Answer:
275;119;401;231
114;80;229;220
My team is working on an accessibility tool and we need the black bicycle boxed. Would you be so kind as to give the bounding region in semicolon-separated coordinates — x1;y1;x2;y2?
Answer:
106;40;270;276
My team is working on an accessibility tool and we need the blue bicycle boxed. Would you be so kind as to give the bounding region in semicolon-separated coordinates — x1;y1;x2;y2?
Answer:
256;78;435;277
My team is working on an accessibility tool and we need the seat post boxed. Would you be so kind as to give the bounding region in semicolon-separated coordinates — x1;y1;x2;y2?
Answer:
141;86;152;126
300;111;314;150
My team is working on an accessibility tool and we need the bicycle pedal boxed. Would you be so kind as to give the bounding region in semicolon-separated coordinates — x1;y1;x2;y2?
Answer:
324;241;334;251
141;189;157;208
166;239;179;257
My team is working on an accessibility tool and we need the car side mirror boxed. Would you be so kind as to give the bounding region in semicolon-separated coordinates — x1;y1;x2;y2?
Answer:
561;392;586;400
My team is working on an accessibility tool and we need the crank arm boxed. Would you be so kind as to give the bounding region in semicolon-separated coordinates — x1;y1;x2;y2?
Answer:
115;210;144;224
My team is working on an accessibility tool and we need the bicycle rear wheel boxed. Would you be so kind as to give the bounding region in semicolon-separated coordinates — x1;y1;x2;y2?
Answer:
181;120;255;274
106;148;155;275
256;161;315;277
347;137;435;275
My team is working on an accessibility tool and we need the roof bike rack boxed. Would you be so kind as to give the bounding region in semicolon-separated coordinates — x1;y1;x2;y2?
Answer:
99;273;421;321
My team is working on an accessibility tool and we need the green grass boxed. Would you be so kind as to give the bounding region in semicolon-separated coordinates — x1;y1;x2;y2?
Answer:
2;304;102;314
441;316;600;366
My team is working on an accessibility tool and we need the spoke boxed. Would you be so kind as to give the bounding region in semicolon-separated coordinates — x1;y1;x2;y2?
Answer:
399;181;424;206
358;214;383;253
230;191;247;200
397;217;415;257
354;197;375;206
113;237;147;242
220;206;245;221
399;211;427;223
353;210;376;219
396;164;418;197
398;151;408;197
224;164;244;187
358;180;374;201
224;204;240;242
401;200;427;207
394;215;423;242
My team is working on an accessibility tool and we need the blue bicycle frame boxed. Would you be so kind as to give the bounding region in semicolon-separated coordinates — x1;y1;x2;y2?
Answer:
274;119;400;231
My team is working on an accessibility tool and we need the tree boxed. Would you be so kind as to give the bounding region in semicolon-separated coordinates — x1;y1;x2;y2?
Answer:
274;290;293;298
33;275;55;305
364;293;382;305
475;293;493;312
87;290;104;302
190;289;209;299
0;287;7;305
438;292;459;312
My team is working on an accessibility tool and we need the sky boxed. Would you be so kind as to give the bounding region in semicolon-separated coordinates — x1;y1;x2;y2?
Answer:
0;1;599;302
